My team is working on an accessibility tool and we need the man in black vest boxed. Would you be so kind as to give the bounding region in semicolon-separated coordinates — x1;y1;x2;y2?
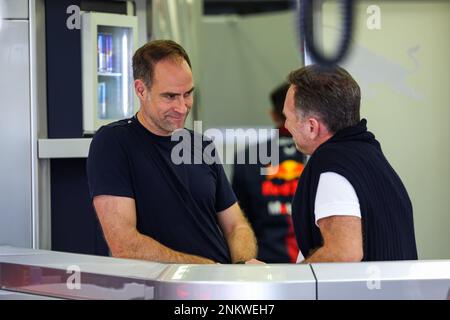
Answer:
284;65;418;263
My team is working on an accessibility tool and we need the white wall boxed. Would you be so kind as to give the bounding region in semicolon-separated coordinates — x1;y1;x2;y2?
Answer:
198;11;302;129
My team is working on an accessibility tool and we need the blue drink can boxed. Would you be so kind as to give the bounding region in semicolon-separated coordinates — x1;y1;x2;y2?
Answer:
106;33;113;72
97;33;106;72
98;82;107;118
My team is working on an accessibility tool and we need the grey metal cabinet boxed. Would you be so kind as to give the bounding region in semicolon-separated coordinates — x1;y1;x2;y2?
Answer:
0;0;32;247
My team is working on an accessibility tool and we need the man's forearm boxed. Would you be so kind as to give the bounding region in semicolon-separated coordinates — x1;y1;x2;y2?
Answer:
302;247;333;263
111;231;215;264
226;224;257;263
302;245;362;263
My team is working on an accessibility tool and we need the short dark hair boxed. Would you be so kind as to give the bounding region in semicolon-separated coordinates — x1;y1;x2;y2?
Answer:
132;39;192;88
270;82;290;119
287;65;361;133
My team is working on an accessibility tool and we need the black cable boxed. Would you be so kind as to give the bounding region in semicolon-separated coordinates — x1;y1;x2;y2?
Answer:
298;0;355;67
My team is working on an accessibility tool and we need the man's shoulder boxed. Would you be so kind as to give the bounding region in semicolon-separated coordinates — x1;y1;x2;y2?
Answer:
94;118;133;139
89;118;135;154
309;141;377;180
315;139;381;168
100;118;133;132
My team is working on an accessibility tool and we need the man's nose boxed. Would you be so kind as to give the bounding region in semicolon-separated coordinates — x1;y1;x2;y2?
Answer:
173;96;188;114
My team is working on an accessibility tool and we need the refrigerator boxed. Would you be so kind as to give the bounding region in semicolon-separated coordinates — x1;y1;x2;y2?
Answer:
81;12;138;134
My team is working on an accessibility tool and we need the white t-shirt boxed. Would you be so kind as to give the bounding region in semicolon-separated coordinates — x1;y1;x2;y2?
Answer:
296;172;361;263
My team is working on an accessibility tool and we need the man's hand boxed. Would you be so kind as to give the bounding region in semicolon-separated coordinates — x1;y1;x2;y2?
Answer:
303;215;363;263
217;202;257;263
245;259;266;265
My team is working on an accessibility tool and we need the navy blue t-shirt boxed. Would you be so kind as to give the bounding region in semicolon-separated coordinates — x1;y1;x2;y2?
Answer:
87;116;236;263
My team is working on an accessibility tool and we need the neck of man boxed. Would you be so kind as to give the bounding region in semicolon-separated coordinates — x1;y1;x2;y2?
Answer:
309;131;334;155
136;110;172;137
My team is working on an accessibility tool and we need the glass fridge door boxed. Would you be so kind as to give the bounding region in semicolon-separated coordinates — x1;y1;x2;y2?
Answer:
82;13;138;134
97;26;133;120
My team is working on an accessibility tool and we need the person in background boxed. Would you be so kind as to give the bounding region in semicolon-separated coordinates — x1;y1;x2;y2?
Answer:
232;83;306;263
87;40;257;264
283;65;417;263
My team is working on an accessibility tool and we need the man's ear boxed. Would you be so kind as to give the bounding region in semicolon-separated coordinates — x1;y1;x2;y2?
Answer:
134;79;147;100
307;117;320;140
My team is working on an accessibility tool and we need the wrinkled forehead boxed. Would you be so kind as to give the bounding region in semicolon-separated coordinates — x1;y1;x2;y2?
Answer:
287;84;296;94
152;58;193;91
285;85;296;105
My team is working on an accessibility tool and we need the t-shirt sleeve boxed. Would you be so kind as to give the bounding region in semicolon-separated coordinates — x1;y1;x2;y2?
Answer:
314;171;361;227
87;126;134;199
214;162;238;213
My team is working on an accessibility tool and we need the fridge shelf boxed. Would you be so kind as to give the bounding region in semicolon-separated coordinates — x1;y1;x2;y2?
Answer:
98;72;122;77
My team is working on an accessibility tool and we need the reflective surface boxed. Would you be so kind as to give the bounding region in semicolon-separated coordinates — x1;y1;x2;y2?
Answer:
155;264;316;300
312;260;450;300
1;246;450;300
